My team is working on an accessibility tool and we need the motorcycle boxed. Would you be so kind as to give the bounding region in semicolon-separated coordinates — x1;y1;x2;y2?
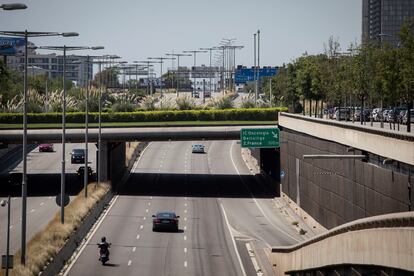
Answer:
98;243;111;265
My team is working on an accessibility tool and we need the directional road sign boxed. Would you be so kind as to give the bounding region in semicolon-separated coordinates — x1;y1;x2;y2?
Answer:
240;128;280;148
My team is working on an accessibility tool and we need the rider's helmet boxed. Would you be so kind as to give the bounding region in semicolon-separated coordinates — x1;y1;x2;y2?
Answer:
101;236;106;242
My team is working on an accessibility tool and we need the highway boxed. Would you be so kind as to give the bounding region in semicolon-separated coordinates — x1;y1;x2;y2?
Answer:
0;143;96;255
64;140;302;276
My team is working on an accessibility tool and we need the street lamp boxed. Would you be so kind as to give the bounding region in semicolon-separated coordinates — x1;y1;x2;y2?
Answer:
148;57;175;97
0;3;27;10
0;30;78;265
72;53;104;198
1;196;12;275
134;60;159;95
165;53;191;96
37;45;103;221
183;50;207;97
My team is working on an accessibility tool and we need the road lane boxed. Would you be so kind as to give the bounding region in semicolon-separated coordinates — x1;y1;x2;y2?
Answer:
0;143;96;254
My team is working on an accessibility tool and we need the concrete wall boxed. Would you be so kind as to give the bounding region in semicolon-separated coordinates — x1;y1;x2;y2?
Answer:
270;214;414;275
108;142;126;189
280;129;413;229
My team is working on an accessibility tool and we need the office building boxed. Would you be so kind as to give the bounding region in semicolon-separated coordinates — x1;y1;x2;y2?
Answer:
362;0;414;47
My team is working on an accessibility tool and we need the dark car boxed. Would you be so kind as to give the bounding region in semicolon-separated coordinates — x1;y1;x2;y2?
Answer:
8;172;22;186
76;166;93;178
152;211;180;232
39;143;54;152
71;149;85;164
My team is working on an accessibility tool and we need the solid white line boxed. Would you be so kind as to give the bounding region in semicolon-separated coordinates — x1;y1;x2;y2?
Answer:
62;195;120;276
132;247;136;252
220;203;247;276
229;141;301;243
136;234;140;240
128;260;132;266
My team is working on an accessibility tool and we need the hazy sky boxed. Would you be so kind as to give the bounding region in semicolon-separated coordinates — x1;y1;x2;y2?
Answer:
1;0;361;69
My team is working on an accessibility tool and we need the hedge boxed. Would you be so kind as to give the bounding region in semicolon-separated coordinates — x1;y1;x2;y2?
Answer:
0;108;287;124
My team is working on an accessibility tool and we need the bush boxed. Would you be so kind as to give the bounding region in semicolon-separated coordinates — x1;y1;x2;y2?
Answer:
0;107;287;124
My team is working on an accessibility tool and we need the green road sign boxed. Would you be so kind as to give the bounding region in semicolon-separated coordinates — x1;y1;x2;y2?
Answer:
240;128;280;148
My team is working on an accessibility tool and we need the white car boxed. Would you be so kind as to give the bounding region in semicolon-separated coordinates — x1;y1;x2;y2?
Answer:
192;144;205;153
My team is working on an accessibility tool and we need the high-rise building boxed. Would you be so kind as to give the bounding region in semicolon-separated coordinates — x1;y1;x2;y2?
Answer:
362;0;414;47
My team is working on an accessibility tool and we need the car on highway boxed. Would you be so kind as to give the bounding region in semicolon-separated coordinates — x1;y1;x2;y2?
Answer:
76;166;93;178
191;144;205;153
39;143;54;152
71;148;85;164
152;211;180;232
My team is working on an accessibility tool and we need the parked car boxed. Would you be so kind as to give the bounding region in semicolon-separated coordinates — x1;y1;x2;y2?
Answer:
39;143;54;152
192;144;205;153
76;166;93;178
372;108;384;121
71;148;85;164
382;109;392;122
402;109;414;124
152;212;180;232
334;108;351;121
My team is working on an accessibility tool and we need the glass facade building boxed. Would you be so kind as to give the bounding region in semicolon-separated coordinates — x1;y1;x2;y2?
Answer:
362;0;414;47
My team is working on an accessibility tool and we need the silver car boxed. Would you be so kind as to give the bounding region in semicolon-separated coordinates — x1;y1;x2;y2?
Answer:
192;144;205;153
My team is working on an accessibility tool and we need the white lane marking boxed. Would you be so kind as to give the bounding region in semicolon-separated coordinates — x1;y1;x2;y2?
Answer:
12;198;17;201
185;197;187;201
140;225;143;229
148;202;151;206
184;235;187;241
184;261;187;267
136;234;140;240
184;209;187;213
128;260;132;266
150;196;153;200
48;197;52;199
229;141;301;243
184;217;187;221
132;142;151;172
146;209;149;213
9;225;13;229
220;203;247;276
184;248;187;253
132;247;136;252
40;202;44;206
30;209;35;213
184;226;187;231
184;203;187;207
62;195;120;276
143;217;146;220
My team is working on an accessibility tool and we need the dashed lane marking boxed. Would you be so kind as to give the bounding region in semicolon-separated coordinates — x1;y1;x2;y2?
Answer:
136;234;140;240
132;247;136;252
140;225;143;229
128;260;132;266
184;248;187;253
184;261;187;267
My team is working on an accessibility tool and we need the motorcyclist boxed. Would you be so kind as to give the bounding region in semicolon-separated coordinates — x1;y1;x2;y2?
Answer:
98;236;110;257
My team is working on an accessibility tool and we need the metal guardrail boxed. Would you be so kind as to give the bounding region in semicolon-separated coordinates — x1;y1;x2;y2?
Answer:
272;211;414;253
279;112;414;142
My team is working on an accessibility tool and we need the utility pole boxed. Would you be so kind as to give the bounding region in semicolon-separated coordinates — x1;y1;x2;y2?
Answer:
148;57;175;97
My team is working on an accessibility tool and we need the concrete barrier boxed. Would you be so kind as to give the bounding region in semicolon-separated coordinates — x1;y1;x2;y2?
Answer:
270;212;414;274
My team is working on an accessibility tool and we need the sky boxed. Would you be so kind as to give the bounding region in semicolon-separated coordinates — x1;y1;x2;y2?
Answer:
0;0;362;70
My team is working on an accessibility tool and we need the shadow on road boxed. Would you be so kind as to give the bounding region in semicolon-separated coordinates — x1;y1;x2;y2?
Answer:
0;173;93;197
117;172;278;198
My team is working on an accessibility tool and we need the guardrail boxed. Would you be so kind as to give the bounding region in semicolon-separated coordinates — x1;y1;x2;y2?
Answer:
271;212;414;274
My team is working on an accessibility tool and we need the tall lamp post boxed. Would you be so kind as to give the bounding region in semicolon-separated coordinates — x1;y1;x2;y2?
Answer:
72;52;104;198
165;53;191;96
0;30;78;265
1;196;11;275
199;48;217;94
148;57;175;97
183;50;207;97
37;45;103;219
135;60;159;95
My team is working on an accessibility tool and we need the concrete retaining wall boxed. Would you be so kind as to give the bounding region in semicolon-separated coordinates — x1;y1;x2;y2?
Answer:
280;129;414;229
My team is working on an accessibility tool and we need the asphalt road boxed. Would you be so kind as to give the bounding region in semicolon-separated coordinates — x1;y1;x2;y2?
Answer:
65;140;302;276
0;143;96;255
